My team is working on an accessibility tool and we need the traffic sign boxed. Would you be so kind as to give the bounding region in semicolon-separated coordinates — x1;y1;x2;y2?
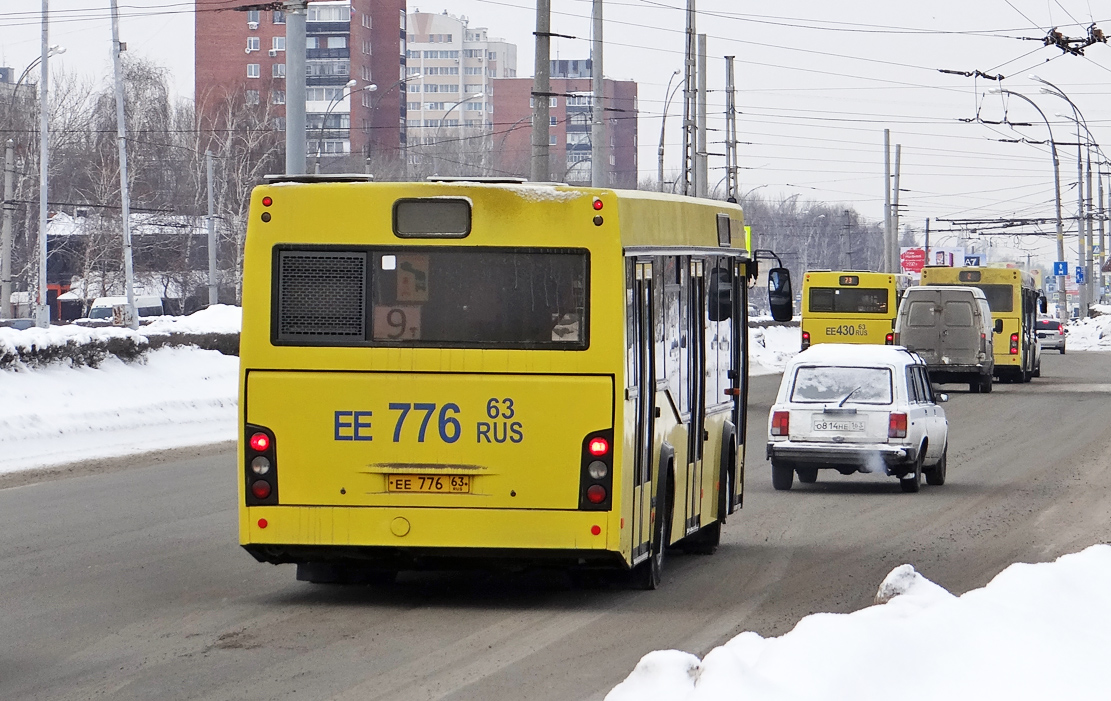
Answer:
1054;261;1069;276
1077;266;1086;284
1094;245;1102;254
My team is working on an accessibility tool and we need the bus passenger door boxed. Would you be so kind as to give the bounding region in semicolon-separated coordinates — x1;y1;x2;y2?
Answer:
628;260;655;562
687;260;706;533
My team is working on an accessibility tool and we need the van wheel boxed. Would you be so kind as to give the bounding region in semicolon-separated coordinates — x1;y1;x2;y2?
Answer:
925;445;947;486
981;375;993;393
900;455;923;493
796;467;818;483
969;380;981;393
772;461;794;491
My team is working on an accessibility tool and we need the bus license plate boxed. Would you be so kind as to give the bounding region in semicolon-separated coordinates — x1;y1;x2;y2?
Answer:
387;474;471;493
812;418;865;432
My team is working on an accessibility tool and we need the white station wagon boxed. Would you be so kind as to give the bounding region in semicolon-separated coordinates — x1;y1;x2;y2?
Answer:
767;344;949;493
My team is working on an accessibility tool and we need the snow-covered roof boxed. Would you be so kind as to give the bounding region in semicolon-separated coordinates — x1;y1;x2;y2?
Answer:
787;343;922;368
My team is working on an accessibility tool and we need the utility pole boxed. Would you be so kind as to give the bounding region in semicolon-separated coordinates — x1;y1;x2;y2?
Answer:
723;56;738;202
36;0;50;328
285;1;307;175
531;0;551;183
1086;150;1094;311
681;0;696;196
1100;173;1106;303
924;217;931;263
590;0;604;187
883;129;891;274
206;150;217;306
1075;133;1087;316
695;34;708;198
840;210;851;269
110;0;138;329
892;143;902;274
1;140;12;319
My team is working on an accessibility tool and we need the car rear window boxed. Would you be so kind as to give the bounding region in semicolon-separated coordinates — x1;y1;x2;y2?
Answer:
790;366;893;405
1036;320;1060;331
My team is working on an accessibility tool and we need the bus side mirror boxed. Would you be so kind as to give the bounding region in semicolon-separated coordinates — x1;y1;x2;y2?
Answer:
1039;296;1048;314
994;318;1003;334
708;266;733;321
768;267;793;322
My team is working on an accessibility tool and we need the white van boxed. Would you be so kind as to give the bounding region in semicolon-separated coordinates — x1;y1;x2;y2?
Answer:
85;295;164;322
894;286;996;393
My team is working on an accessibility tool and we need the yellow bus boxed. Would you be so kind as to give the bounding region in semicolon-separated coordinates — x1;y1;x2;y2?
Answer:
800;271;910;350
238;177;769;589
920;266;1045;382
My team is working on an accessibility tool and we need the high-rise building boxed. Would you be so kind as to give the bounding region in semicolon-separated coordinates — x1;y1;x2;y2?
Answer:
404;11;516;171
493;60;637;188
194;0;407;168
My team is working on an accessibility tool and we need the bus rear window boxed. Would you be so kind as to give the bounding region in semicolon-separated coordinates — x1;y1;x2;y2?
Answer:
371;249;587;347
273;246;588;348
808;287;889;314
970;284;1013;313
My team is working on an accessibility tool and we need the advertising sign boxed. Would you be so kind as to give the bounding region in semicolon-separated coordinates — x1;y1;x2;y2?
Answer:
900;246;966;279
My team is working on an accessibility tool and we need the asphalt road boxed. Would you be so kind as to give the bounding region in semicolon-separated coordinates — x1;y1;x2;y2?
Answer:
3;352;1111;701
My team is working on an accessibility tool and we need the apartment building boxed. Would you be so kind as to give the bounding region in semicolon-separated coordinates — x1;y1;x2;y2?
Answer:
404;11;516;166
493;60;638;188
194;0;407;166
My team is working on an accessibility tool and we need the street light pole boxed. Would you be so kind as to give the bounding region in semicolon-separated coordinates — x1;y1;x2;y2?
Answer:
36;0;50;327
430;92;485;175
991;88;1066;319
313;79;376;173
657;70;681;192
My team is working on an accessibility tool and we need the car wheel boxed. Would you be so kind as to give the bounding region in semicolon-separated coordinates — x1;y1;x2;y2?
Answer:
900;454;922;493
925;445;947;486
1033;361;1041;378
772;461;794;491
796;466;818;483
1060;345;1066;355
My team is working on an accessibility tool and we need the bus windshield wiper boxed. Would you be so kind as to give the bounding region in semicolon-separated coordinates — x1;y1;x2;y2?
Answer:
838;386;862;407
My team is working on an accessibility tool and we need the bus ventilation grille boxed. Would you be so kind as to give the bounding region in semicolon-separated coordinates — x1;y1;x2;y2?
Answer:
276;250;367;341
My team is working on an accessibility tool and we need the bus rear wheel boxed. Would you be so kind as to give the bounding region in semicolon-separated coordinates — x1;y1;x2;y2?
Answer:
635;466;672;590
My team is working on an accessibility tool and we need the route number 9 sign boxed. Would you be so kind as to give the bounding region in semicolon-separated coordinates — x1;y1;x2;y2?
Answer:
373;305;422;340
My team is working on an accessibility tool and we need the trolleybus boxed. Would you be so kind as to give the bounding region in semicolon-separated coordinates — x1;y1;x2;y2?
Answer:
921;266;1045;382
237;177;782;588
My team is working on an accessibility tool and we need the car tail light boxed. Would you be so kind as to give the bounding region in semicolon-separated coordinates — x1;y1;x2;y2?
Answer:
885;332;894;345
244;424;278;506
1060;327;1066;335
801;331;811;350
888;413;907;439
1010;332;1019;355
580;430;614;510
771;411;790;436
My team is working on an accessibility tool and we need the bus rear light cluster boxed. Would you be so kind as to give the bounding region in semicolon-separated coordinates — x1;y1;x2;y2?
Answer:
245;424;278;506
801;331;811;350
771;411;790;436
579;429;614;511
885;333;894;345
1010;333;1020;355
888;413;908;439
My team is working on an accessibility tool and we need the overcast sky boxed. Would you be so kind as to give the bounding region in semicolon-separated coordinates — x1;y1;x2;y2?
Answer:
2;1;1109;265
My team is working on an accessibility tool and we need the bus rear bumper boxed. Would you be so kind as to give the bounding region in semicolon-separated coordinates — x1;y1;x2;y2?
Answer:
241;505;626;569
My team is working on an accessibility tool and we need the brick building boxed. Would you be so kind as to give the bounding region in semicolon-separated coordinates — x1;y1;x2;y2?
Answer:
492;60;637;188
194;0;407;166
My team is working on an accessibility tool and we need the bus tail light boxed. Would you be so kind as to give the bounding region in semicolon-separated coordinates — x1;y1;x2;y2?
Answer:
888;413;907;439
885;333;894;345
244;423;278;506
1010;333;1019;355
579;429;614;511
801;331;811;350
771;411;790;436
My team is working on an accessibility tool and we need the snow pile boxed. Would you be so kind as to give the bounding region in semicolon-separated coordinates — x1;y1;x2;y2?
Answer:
0;321;141;357
0;346;238;474
607;545;1111;701
143;304;242;335
749;325;801;375
1064;312;1111;351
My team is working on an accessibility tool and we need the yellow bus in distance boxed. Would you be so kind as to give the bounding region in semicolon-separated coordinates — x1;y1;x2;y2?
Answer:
238;176;774;589
920;266;1044;382
800;271;910;350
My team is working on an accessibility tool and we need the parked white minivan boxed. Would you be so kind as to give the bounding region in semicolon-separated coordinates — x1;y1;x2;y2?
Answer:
82;295;164;323
894;285;996;393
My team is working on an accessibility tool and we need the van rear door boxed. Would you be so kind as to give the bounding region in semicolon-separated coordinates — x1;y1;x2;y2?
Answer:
900;290;942;364
938;290;978;364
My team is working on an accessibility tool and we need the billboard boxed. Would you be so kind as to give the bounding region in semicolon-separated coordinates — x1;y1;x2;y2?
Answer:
900;246;967;278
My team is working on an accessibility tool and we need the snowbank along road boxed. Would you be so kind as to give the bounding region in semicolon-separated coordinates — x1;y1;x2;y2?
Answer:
2;352;1110;700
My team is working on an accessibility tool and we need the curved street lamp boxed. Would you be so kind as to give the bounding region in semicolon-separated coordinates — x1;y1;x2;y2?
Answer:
990;87;1067;319
428;92;485;175
313;79;376;173
657;70;684;192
